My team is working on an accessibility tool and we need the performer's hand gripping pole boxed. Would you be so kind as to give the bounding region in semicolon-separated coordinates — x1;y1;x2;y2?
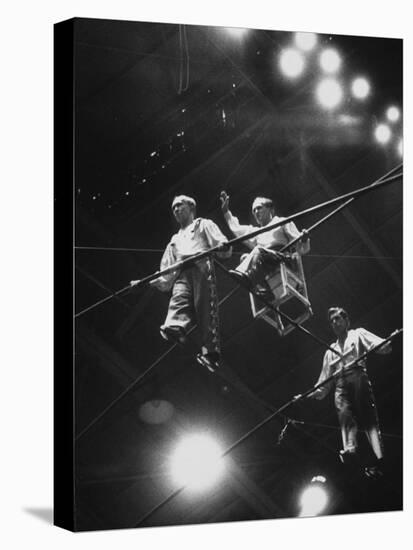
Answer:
75;166;402;319
292;329;403;404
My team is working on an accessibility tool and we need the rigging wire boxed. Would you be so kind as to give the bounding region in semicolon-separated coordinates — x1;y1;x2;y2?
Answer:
73;161;402;522
75;286;240;441
133;329;402;527
277;418;402;440
74;165;402;319
74;247;401;261
75;164;402;438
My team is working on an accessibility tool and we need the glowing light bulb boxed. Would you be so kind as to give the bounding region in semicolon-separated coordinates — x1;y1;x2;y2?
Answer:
294;32;318;51
374;124;392;144
351;77;370;99
319;48;341;73
386;106;400;122
279;48;305;78
170;434;225;492
316;78;343;109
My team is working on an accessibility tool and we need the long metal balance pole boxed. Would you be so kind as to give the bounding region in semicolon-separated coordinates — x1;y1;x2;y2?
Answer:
74;168;402;319
214;196;361;357
216;162;403;356
279;162;403;254
134;328;402;527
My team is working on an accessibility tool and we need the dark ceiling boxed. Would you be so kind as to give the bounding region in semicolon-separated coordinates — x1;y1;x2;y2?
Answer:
72;18;403;531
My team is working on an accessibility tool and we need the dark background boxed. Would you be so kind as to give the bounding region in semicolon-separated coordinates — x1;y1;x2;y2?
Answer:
72;18;402;530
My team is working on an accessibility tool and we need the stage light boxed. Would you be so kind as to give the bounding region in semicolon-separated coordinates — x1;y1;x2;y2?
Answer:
225;27;249;39
316;78;343;109
279;48;305;79
351;77;370;99
170;433;225;491
386;106;400;122
299;476;329;517
319;48;342;73
374;123;392;144
294;32;318;51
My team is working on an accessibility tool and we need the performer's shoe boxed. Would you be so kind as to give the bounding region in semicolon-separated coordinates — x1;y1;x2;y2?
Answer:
228;269;253;290
160;325;187;346
364;458;384;479
254;285;274;303
364;465;383;479
339;449;357;465
196;351;220;373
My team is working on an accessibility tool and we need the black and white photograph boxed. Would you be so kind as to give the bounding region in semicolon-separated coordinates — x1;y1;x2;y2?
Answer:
53;16;403;532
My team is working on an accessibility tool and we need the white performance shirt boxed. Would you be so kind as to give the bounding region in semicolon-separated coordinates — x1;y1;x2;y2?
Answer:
315;328;388;398
168;217;230;260
153;217;231;291
224;210;302;250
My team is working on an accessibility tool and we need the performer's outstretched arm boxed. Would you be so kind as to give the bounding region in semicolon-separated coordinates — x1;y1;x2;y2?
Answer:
130;242;178;292
220;191;256;249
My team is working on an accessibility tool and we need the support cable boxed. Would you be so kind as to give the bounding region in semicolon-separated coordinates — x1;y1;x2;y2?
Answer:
217;160;402;355
134;328;402;527
74;248;401;261
75;163;402;438
215;259;342;357
279;161;402;254
74;167;402;319
277;418;402;441
75;286;239;441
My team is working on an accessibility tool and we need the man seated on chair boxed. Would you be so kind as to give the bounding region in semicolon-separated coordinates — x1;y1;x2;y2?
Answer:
220;191;310;299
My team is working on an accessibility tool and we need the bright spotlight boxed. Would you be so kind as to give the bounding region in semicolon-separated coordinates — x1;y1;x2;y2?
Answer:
319;48;342;73
294;32;318;51
386;106;400;122
300;485;329;516
316;78;343;109
279;48;306;79
225;27;249;39
351;77;370;99
170;434;225;491
374;123;392;144
299;476;329;517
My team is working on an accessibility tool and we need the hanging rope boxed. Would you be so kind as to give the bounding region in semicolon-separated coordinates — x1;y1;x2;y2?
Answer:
133;328;402;527
74;165;402;319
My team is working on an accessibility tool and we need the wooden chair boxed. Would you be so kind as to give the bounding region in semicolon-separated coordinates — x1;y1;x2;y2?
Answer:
249;252;312;336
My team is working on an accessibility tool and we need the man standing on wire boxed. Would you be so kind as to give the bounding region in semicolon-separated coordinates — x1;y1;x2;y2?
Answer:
133;195;231;373
312;307;392;478
220;191;310;298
